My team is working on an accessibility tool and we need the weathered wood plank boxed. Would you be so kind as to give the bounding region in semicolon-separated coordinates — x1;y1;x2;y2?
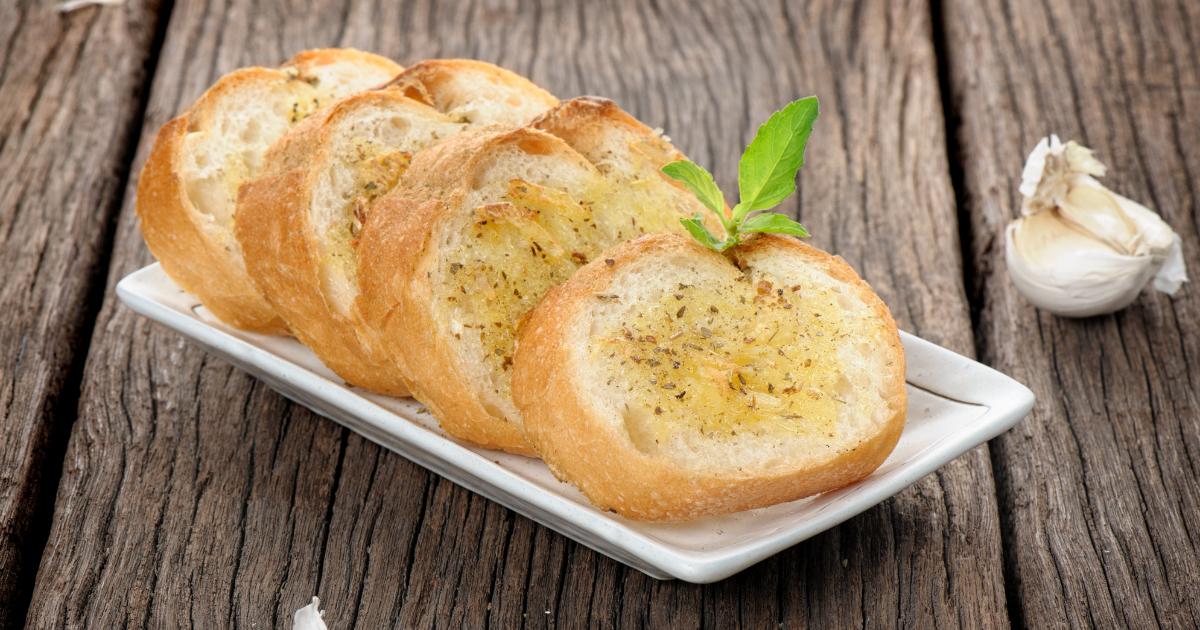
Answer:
943;0;1200;626
29;0;1006;627
0;1;165;625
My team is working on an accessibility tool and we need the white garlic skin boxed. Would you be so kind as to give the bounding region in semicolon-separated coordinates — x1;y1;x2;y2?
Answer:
1004;135;1187;317
293;597;328;630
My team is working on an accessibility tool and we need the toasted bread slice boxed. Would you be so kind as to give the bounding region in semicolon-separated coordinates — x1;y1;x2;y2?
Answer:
533;97;718;225
136;49;401;333
387;59;557;125
356;120;711;454
513;233;906;520
235;61;555;396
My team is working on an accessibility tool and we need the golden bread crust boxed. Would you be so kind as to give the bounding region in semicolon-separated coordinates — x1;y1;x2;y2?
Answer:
513;233;906;521
531;96;666;155
532;96;725;233
286;48;401;78
358;192;531;452
137;101;288;333
354;127;591;455
135;50;401;334
235;58;558;395
386;59;557;114
234;93;424;395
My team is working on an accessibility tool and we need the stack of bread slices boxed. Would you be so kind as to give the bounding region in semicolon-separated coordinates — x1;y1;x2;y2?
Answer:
137;49;906;521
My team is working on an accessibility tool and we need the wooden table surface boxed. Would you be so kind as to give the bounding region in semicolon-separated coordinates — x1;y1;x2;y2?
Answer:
1;0;1197;627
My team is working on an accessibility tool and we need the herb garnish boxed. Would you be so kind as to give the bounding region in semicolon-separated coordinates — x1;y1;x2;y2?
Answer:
662;96;818;252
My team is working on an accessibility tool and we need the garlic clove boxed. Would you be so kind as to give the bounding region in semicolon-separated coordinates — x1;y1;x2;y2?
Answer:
1059;181;1143;254
1005;136;1188;316
1006;215;1157;317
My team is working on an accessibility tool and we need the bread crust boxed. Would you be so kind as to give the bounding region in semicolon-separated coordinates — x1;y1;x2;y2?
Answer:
531;96;667;156
513;233;907;521
135;50;401;334
235;90;440;396
235;58;558;395
137;69;289;332
386;59;557;116
532;96;726;233
355;127;592;455
287;48;400;77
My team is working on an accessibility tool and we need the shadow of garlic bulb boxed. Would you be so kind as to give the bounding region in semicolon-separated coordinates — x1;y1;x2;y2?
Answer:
1005;135;1187;317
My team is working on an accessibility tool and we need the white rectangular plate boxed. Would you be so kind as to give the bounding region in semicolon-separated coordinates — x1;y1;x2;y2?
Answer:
117;263;1034;583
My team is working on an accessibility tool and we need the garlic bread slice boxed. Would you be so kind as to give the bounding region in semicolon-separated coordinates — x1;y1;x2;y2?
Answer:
513;233;906;520
235;61;555;395
533;96;722;234
136;49;401;333
386;59;557;126
357;122;709;453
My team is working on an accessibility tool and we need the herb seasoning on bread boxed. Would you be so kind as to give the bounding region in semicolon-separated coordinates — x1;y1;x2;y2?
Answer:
513;98;906;520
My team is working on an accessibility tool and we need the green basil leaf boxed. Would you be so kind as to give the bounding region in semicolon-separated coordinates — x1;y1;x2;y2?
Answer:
679;216;725;251
738;212;811;238
736;96;819;217
662;160;727;223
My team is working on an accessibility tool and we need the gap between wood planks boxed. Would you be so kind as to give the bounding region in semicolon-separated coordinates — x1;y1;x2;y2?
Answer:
3;1;178;627
926;3;1023;630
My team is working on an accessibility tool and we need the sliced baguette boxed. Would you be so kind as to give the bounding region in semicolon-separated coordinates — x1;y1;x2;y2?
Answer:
534;97;726;236
356;116;711;454
386;59;557;125
532;96;712;221
136;49;401;333
235;61;556;395
512;233;906;521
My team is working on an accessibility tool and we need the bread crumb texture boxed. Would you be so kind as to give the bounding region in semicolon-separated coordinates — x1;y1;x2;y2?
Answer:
433;155;691;418
182;64;391;248
578;242;898;475
315;105;463;307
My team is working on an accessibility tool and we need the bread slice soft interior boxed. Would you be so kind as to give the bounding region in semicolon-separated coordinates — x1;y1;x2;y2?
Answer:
136;48;401;333
512;233;906;521
235;61;556;395
356;114;711;454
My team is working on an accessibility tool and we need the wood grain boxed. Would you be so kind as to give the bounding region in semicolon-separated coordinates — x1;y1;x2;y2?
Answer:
943;0;1200;627
27;0;1006;627
0;1;165;626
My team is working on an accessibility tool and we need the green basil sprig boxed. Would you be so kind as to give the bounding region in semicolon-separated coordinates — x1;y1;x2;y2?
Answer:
663;96;818;252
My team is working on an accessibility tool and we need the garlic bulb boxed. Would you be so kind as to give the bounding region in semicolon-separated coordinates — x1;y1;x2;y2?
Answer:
1005;135;1187;317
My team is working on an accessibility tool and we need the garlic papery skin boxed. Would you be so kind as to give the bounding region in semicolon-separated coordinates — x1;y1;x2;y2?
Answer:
293;597;328;630
1005;135;1187;317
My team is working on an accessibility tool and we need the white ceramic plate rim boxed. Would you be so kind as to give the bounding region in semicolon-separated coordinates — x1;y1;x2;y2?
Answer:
117;263;1034;583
